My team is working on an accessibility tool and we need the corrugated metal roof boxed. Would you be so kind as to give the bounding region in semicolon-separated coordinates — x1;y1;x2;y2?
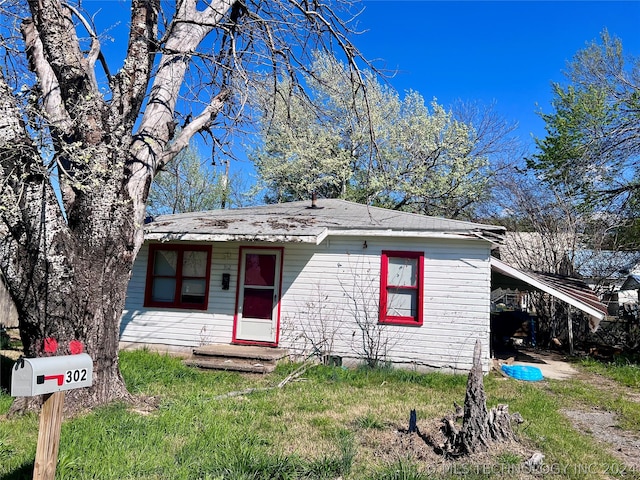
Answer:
491;257;608;320
145;199;505;244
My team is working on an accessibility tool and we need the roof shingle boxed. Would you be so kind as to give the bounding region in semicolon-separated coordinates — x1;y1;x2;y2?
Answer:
145;199;505;244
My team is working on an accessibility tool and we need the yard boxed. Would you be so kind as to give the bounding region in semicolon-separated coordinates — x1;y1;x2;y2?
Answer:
1;349;639;479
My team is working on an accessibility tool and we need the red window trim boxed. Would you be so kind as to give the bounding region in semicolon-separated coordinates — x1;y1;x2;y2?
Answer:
144;243;212;310
379;250;424;326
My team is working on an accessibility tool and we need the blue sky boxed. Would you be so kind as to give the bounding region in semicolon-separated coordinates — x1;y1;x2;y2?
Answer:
86;1;640;177
355;1;640;153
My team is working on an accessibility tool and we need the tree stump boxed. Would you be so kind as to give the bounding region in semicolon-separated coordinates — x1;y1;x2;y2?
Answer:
440;339;522;457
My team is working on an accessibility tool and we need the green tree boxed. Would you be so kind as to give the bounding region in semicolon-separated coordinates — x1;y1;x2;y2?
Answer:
250;53;517;219
147;144;235;215
528;30;640;212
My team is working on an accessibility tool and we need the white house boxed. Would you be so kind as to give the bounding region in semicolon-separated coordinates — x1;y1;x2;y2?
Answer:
120;199;507;372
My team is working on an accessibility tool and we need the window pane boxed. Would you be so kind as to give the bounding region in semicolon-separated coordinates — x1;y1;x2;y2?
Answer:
387;289;417;318
152;278;176;302
182;251;207;277
181;279;206;304
388;257;417;287
244;254;276;286
242;288;274;319
154;250;177;276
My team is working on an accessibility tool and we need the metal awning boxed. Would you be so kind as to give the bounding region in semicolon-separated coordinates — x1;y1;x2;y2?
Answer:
491;257;607;321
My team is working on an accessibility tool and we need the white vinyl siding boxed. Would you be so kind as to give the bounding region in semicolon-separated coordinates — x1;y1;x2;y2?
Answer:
278;237;491;372
120;235;492;372
120;243;239;347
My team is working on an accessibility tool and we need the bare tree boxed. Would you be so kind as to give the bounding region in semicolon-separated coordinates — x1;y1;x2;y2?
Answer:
492;166;636;347
492;169;587;347
147;142;241;215
282;284;341;362
0;0;368;411
338;255;399;368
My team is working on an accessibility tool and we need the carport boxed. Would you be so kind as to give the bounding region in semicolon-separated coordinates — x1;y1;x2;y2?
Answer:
491;257;608;354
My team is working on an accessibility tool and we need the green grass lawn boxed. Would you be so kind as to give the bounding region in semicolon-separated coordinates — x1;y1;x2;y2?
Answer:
1;350;639;479
579;355;640;389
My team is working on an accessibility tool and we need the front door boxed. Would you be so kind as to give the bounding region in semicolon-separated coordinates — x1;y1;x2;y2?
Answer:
233;248;282;345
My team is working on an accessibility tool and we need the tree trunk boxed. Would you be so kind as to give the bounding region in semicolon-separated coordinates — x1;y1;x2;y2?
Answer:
439;339;521;457
1;49;144;413
4;180;139;414
456;340;491;454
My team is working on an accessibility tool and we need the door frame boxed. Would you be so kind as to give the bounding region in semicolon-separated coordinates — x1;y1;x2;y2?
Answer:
232;246;284;346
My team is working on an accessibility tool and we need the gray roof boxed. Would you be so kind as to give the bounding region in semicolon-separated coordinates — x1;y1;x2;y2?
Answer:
572;249;640;280
621;274;640;291
145;199;505;244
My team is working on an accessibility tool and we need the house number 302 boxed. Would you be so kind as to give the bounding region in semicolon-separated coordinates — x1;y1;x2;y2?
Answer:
65;369;88;384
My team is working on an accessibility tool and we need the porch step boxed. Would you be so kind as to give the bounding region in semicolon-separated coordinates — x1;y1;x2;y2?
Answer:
184;356;276;374
184;344;288;374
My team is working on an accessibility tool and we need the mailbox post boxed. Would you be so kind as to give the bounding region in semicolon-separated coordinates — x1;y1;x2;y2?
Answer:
11;354;93;480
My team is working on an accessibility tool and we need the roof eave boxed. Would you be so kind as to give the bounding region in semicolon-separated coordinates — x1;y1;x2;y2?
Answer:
326;229;501;242
145;227;500;244
146;230;328;244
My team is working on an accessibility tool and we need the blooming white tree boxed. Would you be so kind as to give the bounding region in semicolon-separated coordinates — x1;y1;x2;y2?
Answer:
250;53;516;218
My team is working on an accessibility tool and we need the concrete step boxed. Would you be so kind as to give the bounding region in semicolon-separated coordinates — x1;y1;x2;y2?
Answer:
192;344;288;361
184;356;276;374
184;344;289;374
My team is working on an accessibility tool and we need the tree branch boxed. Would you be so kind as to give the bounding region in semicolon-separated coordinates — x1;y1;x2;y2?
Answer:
62;3;110;89
21;19;78;212
20;20;72;135
27;0;105;121
0;70;69;288
158;89;231;170
135;0;234;160
111;0;159;128
212;360;313;400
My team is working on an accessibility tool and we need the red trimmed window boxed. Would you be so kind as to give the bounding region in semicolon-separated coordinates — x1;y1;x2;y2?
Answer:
144;244;212;310
379;251;424;326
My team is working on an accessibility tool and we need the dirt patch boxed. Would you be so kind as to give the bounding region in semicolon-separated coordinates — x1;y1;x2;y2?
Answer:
573;370;640;404
562;408;640;472
358;421;540;478
523;352;640;472
495;350;640;476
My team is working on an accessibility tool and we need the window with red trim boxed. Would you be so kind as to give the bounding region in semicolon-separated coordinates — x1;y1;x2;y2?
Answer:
144;244;212;310
379;251;424;326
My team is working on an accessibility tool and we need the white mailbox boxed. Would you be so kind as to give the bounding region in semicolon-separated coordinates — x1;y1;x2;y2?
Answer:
11;353;93;397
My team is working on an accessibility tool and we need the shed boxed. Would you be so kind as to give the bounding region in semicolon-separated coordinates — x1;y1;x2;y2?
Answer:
120;199;505;372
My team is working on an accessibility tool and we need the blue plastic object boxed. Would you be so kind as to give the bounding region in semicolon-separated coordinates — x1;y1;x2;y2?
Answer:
501;364;544;382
